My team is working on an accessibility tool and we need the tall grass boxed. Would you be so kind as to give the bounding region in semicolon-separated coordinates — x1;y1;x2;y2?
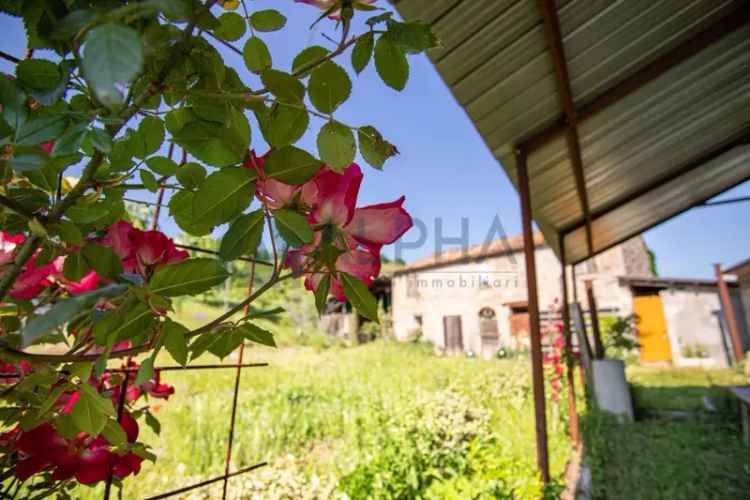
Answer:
75;342;571;498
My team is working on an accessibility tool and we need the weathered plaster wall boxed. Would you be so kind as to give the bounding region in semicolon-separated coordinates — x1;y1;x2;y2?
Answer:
392;238;644;352
659;287;730;368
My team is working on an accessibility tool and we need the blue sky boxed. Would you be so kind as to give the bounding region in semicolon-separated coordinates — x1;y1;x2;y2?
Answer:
1;2;748;279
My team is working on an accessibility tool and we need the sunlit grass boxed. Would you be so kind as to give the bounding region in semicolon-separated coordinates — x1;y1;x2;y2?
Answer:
75;342;572;499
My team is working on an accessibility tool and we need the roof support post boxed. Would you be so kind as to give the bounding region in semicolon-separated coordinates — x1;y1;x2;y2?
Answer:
559;238;580;446
538;0;593;257
515;147;550;483
584;280;605;360
714;264;745;364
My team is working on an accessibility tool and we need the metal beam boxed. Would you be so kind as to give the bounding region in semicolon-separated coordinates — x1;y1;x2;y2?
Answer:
516;147;550;484
559;235;580;446
520;2;750;154
538;0;593;257
569;172;750;266
561;130;750;238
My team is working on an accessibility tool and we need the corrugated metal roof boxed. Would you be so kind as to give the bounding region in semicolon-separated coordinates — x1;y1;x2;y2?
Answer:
393;0;750;264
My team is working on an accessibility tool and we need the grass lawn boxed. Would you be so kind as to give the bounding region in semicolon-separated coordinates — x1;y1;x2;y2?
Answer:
75;342;573;499
583;365;750;499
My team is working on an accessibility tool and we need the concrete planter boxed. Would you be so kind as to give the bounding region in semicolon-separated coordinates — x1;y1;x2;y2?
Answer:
592;359;634;422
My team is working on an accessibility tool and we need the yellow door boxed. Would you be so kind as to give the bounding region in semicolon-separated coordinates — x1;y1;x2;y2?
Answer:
633;295;672;363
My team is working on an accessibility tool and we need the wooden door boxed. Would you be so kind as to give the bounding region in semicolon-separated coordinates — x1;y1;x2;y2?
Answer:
443;315;463;354
633;295;672;363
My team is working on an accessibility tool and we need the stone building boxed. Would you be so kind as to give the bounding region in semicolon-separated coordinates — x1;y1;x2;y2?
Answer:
391;233;747;367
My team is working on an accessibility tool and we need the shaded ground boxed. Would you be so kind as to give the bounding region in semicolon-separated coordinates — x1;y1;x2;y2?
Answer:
583;366;750;499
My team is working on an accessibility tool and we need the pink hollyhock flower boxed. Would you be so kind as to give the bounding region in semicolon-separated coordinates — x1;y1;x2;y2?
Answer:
244;150;299;210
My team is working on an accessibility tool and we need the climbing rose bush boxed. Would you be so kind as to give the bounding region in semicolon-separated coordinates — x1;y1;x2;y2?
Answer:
0;0;437;495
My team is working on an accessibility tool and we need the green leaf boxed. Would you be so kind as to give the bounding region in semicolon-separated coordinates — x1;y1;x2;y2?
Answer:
340;272;379;322
261;69;305;103
358;125;397;170
21;285;127;347
63;252;91;281
135;356;154;386
8;151;48;173
15;115;66;145
146;156;178;176
374;35;409;91
93;302;154;344
219;210;265;261
67;202;109;224
314;274;331;315
101;419;128;447
387;21;439;54
193;167;256;227
16;59;61;91
169;190;213;236
71;383;115;435
250;9;287;32
0;76;27;131
175;162;206;189
53;124;87;156
215;12;246;41
243;36;272;74
317;120;355;172
308;61;351;114
292;45;329;76
144;411;161;435
82;243;123;280
82;23;144;108
262;103;309;148
173;110;250;167
57;220;83;244
207;327;245;359
264;146;323;185
150;258;230;297
140;169;158;192
351;32;374;74
274;209;313;248
137;116;164;158
163;318;189;366
239;323;276;347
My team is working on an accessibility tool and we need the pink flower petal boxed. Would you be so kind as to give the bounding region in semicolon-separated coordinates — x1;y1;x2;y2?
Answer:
345;196;413;254
305;164;362;227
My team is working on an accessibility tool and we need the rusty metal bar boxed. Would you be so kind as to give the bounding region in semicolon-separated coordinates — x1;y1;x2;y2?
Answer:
103;375;129;500
559;237;580;446
143;462;267;500
222;260;257;499
108;363;268;373
538;0;593;257
715;264;745;363
521;2;750;154
584;280;605;360
174;243;274;267
515;147;550;483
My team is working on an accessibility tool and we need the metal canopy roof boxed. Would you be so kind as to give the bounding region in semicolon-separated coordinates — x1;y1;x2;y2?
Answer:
393;0;750;265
